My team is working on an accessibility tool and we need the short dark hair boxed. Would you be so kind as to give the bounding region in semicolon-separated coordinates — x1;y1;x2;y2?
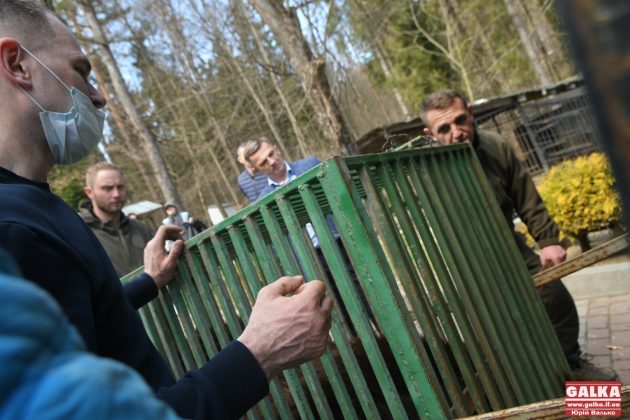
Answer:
420;89;469;122
0;1;54;47
242;136;273;161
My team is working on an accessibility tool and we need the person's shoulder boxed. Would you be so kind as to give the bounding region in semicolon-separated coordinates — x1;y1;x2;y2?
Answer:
291;156;321;172
0;269;178;419
476;130;515;157
77;208;96;224
129;218;153;234
256;184;274;200
477;130;507;147
237;170;250;183
253;172;268;182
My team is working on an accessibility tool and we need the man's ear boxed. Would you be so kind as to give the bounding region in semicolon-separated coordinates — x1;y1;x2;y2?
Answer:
83;186;93;200
0;38;31;88
467;103;473;117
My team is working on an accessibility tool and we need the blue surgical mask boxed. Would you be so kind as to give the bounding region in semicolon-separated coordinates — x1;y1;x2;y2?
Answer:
19;46;105;165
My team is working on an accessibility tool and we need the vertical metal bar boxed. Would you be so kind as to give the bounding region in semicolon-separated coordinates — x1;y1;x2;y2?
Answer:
176;262;219;355
321;156;449;419
260;204;377;420
460;149;570;390
517;101;549;171
443;150;562;396
164;271;207;367
211;234;254;323
144;299;185;378
464;147;571;375
197;242;290;420
424;152;542;403
244;213;356;419
380;159;494;414
404;154;518;407
415;152;534;402
185;250;232;346
227;221;316;420
234;215;333;419
137;305;166;360
359;162;471;416
156;288;197;370
197;242;245;336
392;157;506;410
212;233;298;419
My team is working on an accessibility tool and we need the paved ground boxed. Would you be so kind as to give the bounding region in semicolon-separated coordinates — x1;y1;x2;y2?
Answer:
576;293;630;384
556;229;630;383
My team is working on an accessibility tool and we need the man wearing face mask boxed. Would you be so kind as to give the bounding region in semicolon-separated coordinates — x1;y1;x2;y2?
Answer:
0;3;333;419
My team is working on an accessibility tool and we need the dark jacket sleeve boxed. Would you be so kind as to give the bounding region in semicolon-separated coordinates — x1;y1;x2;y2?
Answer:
156;341;269;420
500;137;561;248
123;273;158;309
1;223;270;419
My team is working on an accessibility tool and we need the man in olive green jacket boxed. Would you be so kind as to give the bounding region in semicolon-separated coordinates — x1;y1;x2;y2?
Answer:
79;162;154;277
421;89;618;381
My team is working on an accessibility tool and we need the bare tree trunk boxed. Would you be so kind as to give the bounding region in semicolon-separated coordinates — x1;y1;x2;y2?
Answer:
349;0;410;119
248;0;357;154
236;0;309;156
373;40;411;119
518;0;573;80
214;35;292;160
406;0;474;99
77;0;182;207
149;0;243;178
90;61;161;200
502;0;552;86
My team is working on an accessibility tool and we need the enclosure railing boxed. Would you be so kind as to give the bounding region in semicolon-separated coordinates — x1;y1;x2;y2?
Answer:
123;144;570;419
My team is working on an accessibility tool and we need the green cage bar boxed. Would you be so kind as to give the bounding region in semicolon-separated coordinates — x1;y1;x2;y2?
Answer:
122;144;570;418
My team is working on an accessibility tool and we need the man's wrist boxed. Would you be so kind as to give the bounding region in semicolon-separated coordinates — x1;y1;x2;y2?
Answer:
237;334;275;380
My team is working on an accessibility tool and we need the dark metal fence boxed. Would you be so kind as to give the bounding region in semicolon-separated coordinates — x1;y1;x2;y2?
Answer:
476;86;602;174
124;146;570;418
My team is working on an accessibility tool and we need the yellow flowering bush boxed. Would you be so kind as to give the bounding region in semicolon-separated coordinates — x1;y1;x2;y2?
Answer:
538;153;622;239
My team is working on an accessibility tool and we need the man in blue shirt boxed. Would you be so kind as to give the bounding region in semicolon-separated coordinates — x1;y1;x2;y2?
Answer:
243;136;321;201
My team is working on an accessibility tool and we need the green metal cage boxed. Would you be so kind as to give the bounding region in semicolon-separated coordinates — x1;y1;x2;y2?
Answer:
123;144;570;419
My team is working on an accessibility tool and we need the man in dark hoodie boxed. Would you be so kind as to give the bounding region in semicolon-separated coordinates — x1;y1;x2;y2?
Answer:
80;162;154;277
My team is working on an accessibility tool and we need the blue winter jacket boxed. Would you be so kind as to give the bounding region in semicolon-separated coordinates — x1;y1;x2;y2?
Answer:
0;250;180;419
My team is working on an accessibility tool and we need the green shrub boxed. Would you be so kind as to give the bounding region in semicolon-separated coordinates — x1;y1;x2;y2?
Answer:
538;153;622;240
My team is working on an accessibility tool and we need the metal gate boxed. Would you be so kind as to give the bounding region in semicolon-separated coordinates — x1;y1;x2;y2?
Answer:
124;144;570;418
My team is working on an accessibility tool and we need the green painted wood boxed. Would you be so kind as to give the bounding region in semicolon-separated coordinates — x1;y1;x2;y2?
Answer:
228;219;317;420
321;157;450;418
298;187;383;420
438;151;560;396
121;145;569;418
371;159;489;416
